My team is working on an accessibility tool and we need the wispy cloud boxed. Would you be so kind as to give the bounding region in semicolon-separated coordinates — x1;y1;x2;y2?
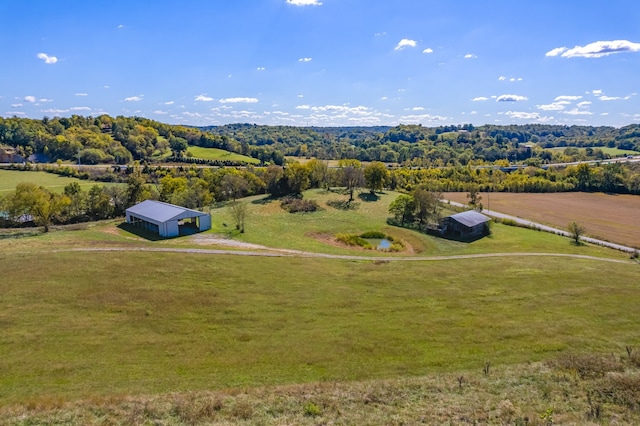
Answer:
75;93;88;97
298;57;313;62
499;76;523;82
537;101;569;111
395;39;417;51
422;48;433;54
70;106;91;111
37;52;58;64
195;95;214;102
164;101;174;105
555;95;582;101
464;53;477;59
24;96;36;103
124;96;143;102
286;0;322;6
505;111;543;120
546;40;640;58
599;95;622;101
496;94;528;102
219;97;259;104
472;97;489;102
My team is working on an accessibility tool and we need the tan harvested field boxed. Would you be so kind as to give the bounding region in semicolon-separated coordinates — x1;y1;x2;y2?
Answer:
443;191;640;248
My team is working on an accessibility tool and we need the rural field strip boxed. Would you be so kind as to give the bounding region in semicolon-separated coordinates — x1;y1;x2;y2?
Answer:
45;246;635;264
444;200;638;253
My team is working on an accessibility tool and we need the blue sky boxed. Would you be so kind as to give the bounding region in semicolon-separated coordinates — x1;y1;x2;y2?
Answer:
2;0;640;127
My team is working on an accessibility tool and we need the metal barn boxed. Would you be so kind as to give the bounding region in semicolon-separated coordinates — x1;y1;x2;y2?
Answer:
125;200;211;238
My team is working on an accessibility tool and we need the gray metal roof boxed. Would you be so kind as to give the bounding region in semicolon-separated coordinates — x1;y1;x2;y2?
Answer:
126;200;207;223
448;210;491;227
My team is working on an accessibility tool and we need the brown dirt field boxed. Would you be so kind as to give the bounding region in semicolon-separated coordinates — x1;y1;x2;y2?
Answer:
442;192;640;248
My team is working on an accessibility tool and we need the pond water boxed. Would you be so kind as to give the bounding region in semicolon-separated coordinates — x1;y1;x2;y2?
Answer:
365;238;392;250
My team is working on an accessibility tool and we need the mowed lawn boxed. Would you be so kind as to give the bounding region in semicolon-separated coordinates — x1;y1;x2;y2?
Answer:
0;250;638;403
186;146;260;164
443;191;640;248
0;169;119;194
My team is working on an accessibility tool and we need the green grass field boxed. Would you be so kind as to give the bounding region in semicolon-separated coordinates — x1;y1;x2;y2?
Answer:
186;146;260;164
0;189;639;423
0;169;119;194
546;146;639;156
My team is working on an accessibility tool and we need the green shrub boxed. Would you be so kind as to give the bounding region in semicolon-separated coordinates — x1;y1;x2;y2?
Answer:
360;230;386;239
336;233;372;249
303;402;321;417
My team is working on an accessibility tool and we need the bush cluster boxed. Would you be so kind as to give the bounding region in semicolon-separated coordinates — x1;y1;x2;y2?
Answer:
280;197;320;213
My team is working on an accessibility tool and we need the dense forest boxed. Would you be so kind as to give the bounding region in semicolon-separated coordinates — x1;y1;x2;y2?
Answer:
2;116;640;168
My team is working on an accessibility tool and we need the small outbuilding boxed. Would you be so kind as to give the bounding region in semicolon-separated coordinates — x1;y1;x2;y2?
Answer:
125;200;211;238
440;210;491;241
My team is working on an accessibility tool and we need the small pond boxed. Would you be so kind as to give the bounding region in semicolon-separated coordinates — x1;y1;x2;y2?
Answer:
365;238;392;250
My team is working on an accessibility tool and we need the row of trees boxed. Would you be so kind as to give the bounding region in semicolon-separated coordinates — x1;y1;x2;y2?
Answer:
3;116;639;170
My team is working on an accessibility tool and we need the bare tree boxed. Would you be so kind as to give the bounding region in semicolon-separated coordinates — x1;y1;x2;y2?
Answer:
229;201;248;233
568;221;585;245
341;166;365;202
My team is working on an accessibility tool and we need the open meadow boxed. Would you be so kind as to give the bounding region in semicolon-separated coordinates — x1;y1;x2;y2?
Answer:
0;169;119;194
1;189;639;424
443;191;640;249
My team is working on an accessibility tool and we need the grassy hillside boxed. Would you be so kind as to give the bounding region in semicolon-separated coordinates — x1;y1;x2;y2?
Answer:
0;189;638;423
186;146;260;164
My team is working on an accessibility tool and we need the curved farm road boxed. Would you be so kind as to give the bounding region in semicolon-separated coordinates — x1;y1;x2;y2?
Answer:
53;243;634;264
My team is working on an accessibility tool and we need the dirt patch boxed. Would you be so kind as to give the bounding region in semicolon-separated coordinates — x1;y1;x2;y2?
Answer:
442;192;640;248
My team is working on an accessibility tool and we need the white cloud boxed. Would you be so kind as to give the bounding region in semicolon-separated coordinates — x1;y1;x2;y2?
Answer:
124;96;143;102
545;47;567;57
70;106;91;111
11;103;22;108
472;97;489;102
164;101;174;105
298;57;313;62
591;89;603;96
257;67;266;71
412;107;425;111
153;110;168;115
399;113;448;124
496;94;528;102
498;76;507;81
422;48;433;54
75;93;88;96
195;95;214;102
37;52;58;64
554;95;582;101
562;108;593;115
39;98;53;103
547;40;640;58
296;105;311;110
286;0;322;6
219;97;259;104
599;95;621;101
23;96;36;103
537;102;569;111
41;108;68;114
577;101;592;107
395;39;417;51
464;53;477;59
505;111;542;120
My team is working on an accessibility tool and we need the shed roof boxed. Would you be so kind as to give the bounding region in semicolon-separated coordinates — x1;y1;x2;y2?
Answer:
126;200;207;223
448;210;491;228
